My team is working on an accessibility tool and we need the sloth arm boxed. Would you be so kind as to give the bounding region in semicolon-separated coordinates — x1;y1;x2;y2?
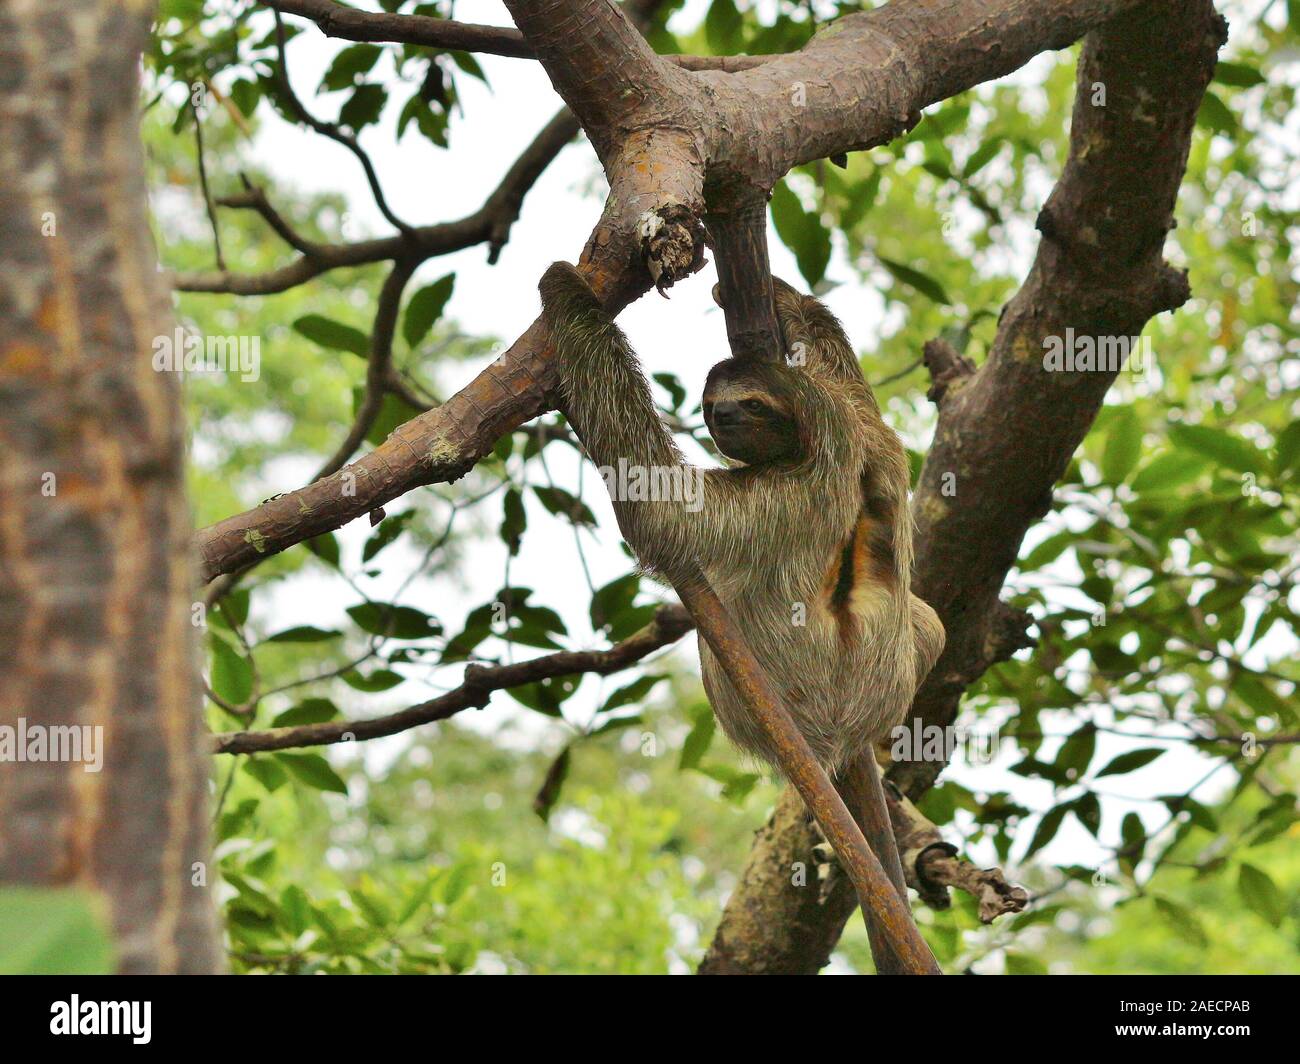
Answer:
539;263;848;578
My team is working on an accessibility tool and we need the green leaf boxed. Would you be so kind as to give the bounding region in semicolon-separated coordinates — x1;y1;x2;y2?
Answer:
1023;804;1066;861
1196;91;1237;136
441;863;473;906
652;372;687;412
679;705;715;770
243;756;288;793
279;884;310;937
209;632;253;705
1275;421;1300;477
293;314;369;357
1168;423;1262;473
347;603;441;640
1213;61;1265;88
839;168;880;230
264;625;340;644
1101;407;1142;483
704;0;744;53
1119;812;1146;873
591;572;640;633
1071;792;1102;837
589;713;644;737
1152;895;1208;947
322;43;383;91
1094;747;1163;778
305;532;341;568
1234;673;1298;726
1055;723;1096;781
770;180;831;287
1238;863;1285;926
229;78;262;118
601;674;667;713
0;887;114;974
339;83;386;131
271;698;340;727
533;485;596;526
1004;951;1048;975
532;746;572;822
962;137;1002;178
501;487;526;556
1130;450;1208;493
362;509;416;563
508;675;580;715
877;256;951;305
1021;529;1073;570
276;752;349;794
402;274;455;349
1161;794;1218;832
448;50;487;83
341;668;405;692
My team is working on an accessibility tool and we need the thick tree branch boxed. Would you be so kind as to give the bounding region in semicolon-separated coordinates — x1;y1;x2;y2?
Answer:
500;0;693;165
706;199;783;361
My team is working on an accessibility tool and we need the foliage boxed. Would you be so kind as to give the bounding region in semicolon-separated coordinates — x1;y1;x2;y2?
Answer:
137;0;1299;974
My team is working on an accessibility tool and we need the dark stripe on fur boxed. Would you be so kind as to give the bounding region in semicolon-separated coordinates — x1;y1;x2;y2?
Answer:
831;522;858;613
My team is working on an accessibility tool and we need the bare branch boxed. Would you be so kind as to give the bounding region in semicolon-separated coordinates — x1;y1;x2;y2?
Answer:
271;7;412;235
191;93;226;271
219;175;323;255
173;107;578;294
265;0;770;70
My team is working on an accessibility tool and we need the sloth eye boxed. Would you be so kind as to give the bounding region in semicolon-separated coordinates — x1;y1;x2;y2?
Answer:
742;399;765;414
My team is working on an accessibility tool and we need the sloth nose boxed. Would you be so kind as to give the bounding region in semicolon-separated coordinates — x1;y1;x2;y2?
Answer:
711;400;742;427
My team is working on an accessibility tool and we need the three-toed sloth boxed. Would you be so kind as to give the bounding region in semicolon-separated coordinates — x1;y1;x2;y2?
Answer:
540;262;944;777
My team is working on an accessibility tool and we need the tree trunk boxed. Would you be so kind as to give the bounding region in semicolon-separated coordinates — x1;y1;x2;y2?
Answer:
0;0;221;973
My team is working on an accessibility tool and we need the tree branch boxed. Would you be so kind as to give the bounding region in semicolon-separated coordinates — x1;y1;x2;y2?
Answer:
213;604;693;754
265;0;770;70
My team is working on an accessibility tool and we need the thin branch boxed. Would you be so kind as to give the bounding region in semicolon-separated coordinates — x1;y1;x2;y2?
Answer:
191;92;226;271
220;174;322;255
212;604;693;754
265;0;771;70
270;7;412;235
315;256;416;480
173;106;578;294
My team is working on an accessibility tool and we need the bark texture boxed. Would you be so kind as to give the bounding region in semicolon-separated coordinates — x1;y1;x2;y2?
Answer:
0;0;221;973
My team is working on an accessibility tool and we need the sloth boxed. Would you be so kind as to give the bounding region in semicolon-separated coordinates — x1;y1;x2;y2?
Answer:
539;262;944;777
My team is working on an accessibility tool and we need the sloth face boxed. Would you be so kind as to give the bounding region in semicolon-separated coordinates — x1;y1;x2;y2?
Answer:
702;359;802;466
